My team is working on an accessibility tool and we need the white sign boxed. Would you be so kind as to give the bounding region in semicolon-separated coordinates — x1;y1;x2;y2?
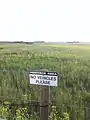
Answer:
29;71;58;86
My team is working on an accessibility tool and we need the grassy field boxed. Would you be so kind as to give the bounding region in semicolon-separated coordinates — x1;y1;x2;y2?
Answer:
43;44;90;49
0;43;90;120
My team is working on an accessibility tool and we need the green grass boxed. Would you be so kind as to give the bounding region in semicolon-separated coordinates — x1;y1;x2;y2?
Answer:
0;43;90;119
42;44;90;49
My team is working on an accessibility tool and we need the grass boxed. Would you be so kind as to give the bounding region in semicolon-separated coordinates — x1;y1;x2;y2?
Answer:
42;44;90;49
0;43;90;119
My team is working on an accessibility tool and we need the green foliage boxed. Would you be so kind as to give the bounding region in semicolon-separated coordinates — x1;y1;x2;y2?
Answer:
50;106;70;120
0;43;90;119
0;102;9;119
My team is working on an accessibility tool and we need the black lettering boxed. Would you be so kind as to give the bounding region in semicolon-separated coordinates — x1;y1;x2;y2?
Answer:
40;80;43;83
42;80;50;84
43;80;45;84
36;80;39;83
37;76;40;79
37;76;42;79
48;77;51;80
42;76;47;80
42;76;51;80
53;77;56;81
50;77;53;81
47;81;50;84
36;79;50;85
30;75;36;79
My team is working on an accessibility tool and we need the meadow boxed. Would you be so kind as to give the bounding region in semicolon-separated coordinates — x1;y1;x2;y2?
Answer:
0;43;90;120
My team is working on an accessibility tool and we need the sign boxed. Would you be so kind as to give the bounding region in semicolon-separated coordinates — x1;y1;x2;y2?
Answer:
29;71;58;86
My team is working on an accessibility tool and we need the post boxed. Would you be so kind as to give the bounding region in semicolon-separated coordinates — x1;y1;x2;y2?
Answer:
40;69;50;120
40;85;50;120
71;87;76;120
84;101;89;120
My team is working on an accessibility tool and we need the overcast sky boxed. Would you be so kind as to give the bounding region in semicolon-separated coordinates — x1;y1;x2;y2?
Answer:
0;0;90;42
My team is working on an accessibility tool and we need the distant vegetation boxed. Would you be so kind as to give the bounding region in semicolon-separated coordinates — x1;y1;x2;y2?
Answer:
0;40;46;44
66;41;79;43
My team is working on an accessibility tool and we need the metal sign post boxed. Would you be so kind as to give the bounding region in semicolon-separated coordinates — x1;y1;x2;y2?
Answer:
29;69;58;120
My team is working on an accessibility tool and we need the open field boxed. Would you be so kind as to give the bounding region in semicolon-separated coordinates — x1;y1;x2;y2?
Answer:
0;43;90;120
43;44;90;49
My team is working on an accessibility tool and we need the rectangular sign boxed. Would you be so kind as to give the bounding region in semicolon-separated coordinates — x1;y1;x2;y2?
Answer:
29;71;58;86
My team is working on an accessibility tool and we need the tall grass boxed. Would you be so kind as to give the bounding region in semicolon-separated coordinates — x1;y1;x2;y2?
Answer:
0;43;90;119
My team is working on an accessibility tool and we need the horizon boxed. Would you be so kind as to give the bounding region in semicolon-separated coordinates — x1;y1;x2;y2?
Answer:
0;40;90;43
0;0;90;42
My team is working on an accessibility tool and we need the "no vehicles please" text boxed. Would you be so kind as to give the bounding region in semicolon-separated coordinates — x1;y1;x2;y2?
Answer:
30;75;57;85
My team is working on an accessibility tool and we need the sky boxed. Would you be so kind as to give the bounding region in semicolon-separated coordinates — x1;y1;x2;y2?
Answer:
0;0;90;42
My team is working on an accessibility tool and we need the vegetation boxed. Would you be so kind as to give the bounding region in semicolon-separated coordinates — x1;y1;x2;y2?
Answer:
0;43;90;119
